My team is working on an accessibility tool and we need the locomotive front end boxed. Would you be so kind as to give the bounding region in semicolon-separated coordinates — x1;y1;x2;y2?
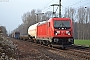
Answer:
52;18;74;47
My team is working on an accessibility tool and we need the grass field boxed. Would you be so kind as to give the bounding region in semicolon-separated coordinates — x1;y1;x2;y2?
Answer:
74;40;90;47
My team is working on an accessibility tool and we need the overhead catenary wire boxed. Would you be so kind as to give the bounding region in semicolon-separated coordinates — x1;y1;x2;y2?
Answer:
66;0;88;7
61;0;89;10
61;0;90;11
42;6;51;13
44;0;87;14
42;0;90;15
82;1;90;7
41;0;55;10
75;1;90;9
42;0;59;13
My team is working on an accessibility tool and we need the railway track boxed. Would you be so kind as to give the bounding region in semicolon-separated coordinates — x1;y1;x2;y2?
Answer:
48;47;90;60
7;37;68;60
67;49;89;60
6;37;90;60
31;41;90;60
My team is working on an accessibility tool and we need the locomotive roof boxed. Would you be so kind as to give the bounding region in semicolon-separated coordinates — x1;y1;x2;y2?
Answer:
28;18;72;30
38;21;47;25
50;17;71;20
28;21;47;30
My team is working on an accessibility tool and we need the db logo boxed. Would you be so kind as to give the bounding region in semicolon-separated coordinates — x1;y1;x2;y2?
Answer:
61;31;64;34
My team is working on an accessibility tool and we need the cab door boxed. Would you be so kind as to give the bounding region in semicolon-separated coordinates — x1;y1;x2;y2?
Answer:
48;22;51;37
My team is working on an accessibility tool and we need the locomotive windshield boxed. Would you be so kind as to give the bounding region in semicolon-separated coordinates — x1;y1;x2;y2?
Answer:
54;20;70;29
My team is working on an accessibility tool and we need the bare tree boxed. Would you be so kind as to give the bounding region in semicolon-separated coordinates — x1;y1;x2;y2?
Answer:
0;26;7;36
64;7;76;21
76;7;90;40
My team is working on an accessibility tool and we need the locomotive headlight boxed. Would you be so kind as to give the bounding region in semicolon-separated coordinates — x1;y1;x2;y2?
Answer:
66;31;70;35
57;31;60;34
55;33;57;35
54;31;60;35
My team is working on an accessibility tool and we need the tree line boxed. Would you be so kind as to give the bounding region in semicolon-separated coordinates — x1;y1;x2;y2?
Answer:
64;7;90;40
13;7;90;40
0;26;7;36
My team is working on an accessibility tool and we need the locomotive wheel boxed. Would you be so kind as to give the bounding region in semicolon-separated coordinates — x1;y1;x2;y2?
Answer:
40;40;43;45
45;41;49;46
48;44;53;48
37;40;40;44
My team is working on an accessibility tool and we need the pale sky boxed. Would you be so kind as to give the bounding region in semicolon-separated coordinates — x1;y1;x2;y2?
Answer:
0;0;90;32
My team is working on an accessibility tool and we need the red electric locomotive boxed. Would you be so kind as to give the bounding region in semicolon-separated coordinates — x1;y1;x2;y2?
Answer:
36;17;74;48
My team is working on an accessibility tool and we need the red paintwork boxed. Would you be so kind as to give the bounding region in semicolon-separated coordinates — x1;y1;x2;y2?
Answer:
37;23;48;38
37;18;73;39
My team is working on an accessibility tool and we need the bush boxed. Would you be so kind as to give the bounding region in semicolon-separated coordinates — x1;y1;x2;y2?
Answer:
0;36;17;60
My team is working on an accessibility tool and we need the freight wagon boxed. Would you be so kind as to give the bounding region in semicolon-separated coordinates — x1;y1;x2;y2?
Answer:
12;32;20;39
19;35;29;40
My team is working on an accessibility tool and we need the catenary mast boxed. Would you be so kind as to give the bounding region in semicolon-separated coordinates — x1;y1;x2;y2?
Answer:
59;0;61;17
51;0;61;17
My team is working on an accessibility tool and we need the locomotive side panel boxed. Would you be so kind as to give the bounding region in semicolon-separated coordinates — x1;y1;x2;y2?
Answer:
37;23;48;38
37;18;54;39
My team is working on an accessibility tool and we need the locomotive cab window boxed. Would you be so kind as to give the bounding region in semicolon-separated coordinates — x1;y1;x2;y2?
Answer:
54;20;70;29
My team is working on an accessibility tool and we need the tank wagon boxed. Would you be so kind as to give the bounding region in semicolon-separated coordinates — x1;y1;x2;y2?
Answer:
28;21;46;41
28;18;74;48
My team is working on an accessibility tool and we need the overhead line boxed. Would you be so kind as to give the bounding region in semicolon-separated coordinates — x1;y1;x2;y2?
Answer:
82;2;90;6
41;0;55;10
61;0;90;10
42;6;51;12
66;0;88;7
